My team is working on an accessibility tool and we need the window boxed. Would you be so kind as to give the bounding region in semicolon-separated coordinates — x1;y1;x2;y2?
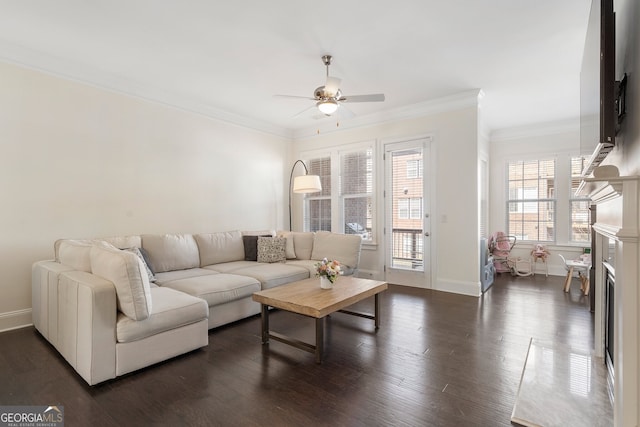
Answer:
406;159;423;178
398;199;409;219
507;159;555;242
304;157;331;232
501;153;592;245
302;142;375;242
341;148;373;240
410;198;422;219
570;156;591;242
397;197;422;220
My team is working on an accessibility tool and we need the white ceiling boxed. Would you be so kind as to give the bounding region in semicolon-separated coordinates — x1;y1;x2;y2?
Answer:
0;0;592;138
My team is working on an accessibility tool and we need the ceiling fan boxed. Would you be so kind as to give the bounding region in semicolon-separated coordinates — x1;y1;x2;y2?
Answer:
276;55;385;117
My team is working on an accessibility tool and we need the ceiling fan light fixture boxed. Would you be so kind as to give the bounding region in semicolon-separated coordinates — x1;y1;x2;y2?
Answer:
317;99;339;115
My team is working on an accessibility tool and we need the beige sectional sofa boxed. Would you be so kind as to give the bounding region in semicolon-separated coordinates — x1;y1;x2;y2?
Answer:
31;230;362;385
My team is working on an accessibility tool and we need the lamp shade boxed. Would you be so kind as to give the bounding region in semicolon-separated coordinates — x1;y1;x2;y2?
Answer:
293;174;322;193
317;100;339;115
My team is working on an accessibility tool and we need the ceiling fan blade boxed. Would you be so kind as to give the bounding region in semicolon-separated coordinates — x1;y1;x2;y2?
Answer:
339;94;385;103
337;104;356;119
274;94;316;100
324;76;342;96
292;104;317;118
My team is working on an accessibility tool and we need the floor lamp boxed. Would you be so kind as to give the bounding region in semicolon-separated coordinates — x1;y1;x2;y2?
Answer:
289;160;322;231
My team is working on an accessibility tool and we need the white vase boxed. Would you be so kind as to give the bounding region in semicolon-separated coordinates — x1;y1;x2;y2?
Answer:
320;276;333;289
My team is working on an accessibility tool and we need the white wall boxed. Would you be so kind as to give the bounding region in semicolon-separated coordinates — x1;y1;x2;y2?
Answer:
292;101;482;296
0;61;289;331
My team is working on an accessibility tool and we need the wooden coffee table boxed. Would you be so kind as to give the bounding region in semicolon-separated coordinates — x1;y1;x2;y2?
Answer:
252;276;388;363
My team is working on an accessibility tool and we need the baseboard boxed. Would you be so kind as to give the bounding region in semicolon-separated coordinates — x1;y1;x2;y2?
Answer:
0;308;32;333
434;278;481;297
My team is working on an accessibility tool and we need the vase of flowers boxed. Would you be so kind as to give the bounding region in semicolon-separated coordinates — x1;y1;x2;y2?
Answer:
315;258;342;289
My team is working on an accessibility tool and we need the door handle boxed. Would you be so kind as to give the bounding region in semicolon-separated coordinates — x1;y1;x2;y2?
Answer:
424;232;430;237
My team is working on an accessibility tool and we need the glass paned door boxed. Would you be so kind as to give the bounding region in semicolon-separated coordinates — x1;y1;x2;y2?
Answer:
385;138;431;288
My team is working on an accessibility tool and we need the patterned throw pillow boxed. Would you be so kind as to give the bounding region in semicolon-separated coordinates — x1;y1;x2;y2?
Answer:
243;235;272;261
257;237;286;263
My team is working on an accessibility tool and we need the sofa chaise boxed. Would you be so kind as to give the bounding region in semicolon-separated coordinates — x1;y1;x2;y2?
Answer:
32;230;362;385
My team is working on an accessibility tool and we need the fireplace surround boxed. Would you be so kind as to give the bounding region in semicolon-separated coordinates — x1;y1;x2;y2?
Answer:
582;168;639;426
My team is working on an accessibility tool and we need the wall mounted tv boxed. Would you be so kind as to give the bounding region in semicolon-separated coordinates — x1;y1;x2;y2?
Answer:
580;0;616;176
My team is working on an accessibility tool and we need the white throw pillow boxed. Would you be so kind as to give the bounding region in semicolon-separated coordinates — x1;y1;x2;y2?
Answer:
310;231;362;269
90;241;153;321
276;231;297;259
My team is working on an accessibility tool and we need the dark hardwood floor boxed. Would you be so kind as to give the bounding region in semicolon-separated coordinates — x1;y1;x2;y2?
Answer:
0;274;593;426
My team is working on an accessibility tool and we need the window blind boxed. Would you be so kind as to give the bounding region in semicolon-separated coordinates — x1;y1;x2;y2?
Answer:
506;159;556;242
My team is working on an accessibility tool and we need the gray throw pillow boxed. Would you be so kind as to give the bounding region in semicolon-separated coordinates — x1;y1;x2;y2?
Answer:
124;247;156;282
243;235;271;261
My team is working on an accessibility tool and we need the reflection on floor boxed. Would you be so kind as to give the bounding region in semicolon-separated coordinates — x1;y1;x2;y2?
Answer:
511;339;612;427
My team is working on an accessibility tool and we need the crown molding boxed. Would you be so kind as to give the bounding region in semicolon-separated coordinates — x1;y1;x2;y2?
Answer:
292;89;483;140
0;38;490;142
0;40;294;139
490;117;579;142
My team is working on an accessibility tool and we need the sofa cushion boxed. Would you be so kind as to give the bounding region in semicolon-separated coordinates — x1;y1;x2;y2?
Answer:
141;234;200;273
276;231;297;259
231;263;309;290
290;232;315;260
310;231;362;269
90;241;152;321
194;231;244;266
285;259;356;276
153;268;219;286
102;235;142;250
257;236;286;263
116;287;208;343
161;273;261;307
124;247;155;282
242;230;276;237
54;235;142;265
203;261;259;273
56;240;93;272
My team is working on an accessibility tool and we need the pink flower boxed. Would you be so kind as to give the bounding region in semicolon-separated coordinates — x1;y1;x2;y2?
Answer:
314;258;343;283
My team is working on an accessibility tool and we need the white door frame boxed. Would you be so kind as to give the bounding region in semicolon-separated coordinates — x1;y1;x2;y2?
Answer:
383;136;435;288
